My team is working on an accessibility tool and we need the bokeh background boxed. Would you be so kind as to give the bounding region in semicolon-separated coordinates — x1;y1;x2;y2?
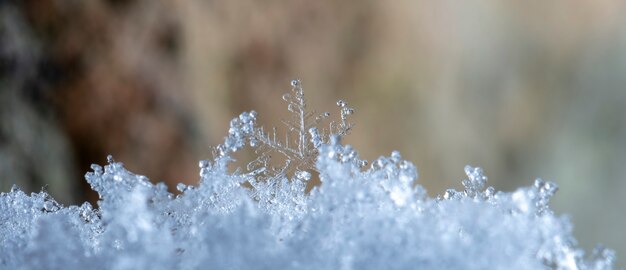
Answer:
1;0;625;266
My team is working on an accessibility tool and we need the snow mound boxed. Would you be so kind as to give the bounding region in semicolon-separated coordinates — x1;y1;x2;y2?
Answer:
0;80;615;269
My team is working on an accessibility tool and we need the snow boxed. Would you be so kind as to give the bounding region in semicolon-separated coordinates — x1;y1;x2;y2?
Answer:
0;81;616;269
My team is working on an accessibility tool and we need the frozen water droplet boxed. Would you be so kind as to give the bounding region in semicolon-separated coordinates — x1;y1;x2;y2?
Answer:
316;112;330;121
10;184;19;192
43;200;59;212
535;179;558;197
295;171;312;181
91;164;103;175
484;186;495;197
309;128;322;148
199;160;210;169
543;181;558;195
534;178;545;188
391;151;402;163
358;160;368;167
291;79;301;88
177;183;187;192
399;161;410;170
156;182;167;191
249;138;258;147
288;104;297;112
337;100;346;107
345;150;356;161
107;155;115;163
443;189;457;200
282;93;292;101
372;158;385;170
398;162;416;184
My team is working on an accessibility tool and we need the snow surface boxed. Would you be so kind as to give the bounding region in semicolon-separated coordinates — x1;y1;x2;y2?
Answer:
0;81;616;269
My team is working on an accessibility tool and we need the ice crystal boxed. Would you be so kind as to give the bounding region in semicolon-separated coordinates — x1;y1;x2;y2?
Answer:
217;79;356;184
0;80;616;269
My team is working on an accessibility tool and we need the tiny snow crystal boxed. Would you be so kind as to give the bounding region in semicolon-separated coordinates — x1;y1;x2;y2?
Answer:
0;80;616;270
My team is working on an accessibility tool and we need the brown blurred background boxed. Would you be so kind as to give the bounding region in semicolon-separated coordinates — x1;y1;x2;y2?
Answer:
1;0;625;266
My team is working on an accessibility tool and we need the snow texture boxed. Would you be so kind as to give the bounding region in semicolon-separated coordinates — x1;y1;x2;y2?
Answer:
0;80;616;269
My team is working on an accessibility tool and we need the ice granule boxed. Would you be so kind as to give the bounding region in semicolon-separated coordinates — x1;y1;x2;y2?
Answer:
0;81;616;270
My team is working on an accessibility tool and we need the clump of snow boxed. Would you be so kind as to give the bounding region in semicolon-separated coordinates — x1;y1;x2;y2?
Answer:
0;80;616;269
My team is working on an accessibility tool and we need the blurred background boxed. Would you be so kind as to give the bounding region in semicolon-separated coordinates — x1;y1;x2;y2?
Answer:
1;0;625;266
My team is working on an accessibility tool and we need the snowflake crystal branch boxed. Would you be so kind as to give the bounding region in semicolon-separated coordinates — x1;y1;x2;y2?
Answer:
214;79;358;183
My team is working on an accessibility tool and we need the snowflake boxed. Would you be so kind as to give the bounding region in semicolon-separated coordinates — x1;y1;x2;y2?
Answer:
216;80;357;182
